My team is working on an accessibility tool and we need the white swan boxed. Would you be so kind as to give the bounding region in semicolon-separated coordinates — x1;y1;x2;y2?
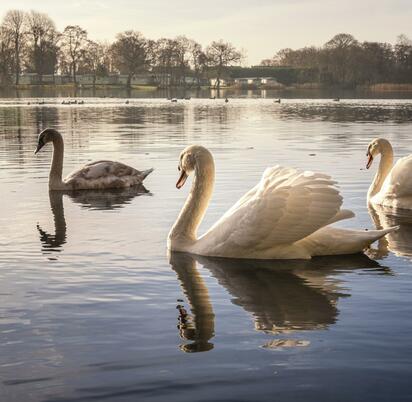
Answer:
35;128;153;191
366;138;412;209
168;145;396;260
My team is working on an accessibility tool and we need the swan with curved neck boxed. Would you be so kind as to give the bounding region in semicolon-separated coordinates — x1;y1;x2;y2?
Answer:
366;138;412;209
168;145;396;260
35;128;153;191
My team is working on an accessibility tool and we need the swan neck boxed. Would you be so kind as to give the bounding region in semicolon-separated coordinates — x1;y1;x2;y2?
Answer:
169;155;215;249
368;145;393;199
49;133;65;189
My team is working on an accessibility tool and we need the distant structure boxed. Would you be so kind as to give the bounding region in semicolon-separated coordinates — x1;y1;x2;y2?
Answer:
233;77;283;89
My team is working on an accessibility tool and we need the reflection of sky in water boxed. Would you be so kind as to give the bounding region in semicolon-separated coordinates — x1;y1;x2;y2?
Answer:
0;99;411;401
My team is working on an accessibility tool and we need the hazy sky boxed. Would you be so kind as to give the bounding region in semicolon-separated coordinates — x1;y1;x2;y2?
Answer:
1;0;411;65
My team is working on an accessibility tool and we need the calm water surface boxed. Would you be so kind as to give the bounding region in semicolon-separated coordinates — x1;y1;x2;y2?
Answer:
0;98;412;402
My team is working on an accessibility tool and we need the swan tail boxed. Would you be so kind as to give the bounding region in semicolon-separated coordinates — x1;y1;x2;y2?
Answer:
140;168;154;180
305;226;399;257
360;226;399;245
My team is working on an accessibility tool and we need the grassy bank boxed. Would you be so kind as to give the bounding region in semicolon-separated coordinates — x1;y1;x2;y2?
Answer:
368;83;412;92
10;84;158;91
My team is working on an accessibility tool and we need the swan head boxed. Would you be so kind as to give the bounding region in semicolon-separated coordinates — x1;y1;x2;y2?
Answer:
34;128;60;154
366;138;392;169
176;145;213;189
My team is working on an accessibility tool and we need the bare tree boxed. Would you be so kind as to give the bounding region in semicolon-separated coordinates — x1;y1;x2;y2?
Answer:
323;33;359;85
1;10;27;84
0;26;14;84
190;41;207;88
26;11;59;82
151;38;179;87
206;40;243;90
81;40;107;87
111;31;148;88
174;36;192;87
395;34;412;81
60;25;88;84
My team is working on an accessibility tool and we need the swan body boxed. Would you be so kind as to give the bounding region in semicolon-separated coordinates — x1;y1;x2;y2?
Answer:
35;128;153;191
366;138;412;209
168;145;396;260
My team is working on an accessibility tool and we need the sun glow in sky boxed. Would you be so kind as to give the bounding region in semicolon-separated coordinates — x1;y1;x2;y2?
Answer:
1;0;411;65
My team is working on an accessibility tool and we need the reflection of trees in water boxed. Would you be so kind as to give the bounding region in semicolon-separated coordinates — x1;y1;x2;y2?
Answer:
368;204;412;260
169;252;389;353
37;186;149;258
0;107;56;166
0;104;237;164
277;104;412;123
0;107;24;165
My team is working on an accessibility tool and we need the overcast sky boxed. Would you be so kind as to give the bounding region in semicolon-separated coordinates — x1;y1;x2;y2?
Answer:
1;0;411;65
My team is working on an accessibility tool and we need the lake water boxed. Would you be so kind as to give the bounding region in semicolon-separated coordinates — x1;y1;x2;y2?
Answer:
0;96;412;402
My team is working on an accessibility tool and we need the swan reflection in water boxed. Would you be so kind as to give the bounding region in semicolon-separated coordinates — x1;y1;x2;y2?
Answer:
368;204;412;260
37;185;149;257
169;252;390;353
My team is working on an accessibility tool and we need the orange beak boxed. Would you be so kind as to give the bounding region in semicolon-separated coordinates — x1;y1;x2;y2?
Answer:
176;170;188;189
366;153;373;169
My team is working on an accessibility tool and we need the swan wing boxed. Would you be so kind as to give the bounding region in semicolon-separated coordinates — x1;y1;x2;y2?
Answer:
198;166;343;254
65;160;140;181
383;155;412;198
64;161;152;190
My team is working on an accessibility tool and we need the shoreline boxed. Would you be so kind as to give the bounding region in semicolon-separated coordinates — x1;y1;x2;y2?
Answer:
1;83;412;92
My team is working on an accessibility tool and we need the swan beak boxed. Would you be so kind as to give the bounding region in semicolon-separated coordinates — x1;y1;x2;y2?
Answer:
34;138;45;155
34;142;43;155
366;153;373;169
176;170;188;189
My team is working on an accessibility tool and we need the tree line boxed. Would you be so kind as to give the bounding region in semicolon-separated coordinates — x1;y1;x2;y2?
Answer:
1;10;411;90
260;33;412;87
0;9;243;88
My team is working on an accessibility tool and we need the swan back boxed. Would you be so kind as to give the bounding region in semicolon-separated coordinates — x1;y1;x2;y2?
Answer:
194;166;345;258
64;161;153;190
